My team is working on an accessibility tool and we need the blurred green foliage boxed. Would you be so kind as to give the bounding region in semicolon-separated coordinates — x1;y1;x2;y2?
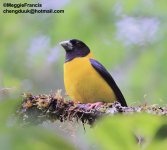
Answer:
89;114;167;150
1;0;167;149
1;0;167;103
1;96;167;150
0;99;75;150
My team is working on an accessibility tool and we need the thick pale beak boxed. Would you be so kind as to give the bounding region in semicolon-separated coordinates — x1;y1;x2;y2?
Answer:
59;40;73;51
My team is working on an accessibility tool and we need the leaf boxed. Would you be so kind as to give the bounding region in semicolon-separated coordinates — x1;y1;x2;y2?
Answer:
0;99;18;125
89;115;137;150
0;126;75;150
0;97;75;150
89;114;163;150
154;124;167;140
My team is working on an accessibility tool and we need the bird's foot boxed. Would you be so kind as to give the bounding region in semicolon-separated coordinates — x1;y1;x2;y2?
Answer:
86;102;104;110
77;102;104;111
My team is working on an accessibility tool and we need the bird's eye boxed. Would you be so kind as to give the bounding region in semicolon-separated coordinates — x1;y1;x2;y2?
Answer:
76;41;81;46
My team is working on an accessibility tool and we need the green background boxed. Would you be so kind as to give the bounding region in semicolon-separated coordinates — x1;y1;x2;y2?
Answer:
1;0;167;104
1;0;167;149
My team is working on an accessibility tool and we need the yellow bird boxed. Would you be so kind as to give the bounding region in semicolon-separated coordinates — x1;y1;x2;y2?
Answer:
60;39;127;107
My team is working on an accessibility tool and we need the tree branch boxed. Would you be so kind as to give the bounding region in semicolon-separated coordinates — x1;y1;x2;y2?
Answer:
17;90;167;125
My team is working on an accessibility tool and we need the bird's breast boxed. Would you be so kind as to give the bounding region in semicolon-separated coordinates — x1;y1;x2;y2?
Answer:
64;55;116;103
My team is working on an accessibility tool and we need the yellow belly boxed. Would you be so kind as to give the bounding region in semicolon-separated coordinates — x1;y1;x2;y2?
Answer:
64;53;116;103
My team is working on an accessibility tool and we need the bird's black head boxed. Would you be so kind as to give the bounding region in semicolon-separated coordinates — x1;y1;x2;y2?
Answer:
60;39;90;62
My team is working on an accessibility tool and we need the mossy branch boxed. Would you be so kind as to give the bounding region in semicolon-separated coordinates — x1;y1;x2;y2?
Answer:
17;90;167;125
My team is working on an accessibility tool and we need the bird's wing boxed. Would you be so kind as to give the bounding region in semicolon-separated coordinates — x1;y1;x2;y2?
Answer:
89;59;127;106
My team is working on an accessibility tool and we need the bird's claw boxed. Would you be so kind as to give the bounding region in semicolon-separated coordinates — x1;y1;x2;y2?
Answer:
77;102;104;111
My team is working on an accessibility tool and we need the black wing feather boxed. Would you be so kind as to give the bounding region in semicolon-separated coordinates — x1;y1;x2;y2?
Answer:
90;59;127;106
